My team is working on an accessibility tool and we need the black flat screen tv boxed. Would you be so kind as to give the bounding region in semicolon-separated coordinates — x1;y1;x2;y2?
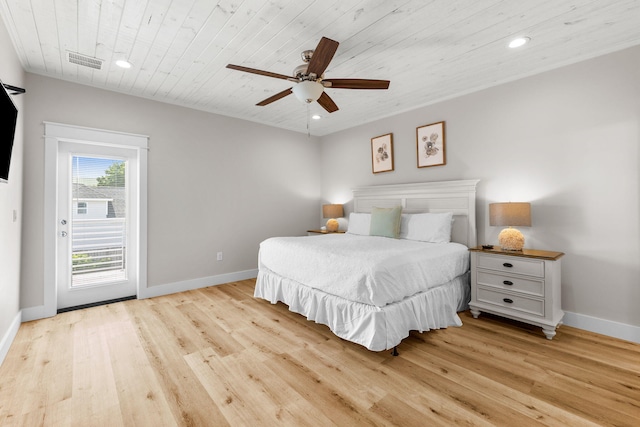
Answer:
0;79;18;183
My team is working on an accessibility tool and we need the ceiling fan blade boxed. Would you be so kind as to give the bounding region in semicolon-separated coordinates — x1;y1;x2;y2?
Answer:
323;78;390;90
317;92;339;113
256;88;293;106
227;64;295;81
307;37;339;77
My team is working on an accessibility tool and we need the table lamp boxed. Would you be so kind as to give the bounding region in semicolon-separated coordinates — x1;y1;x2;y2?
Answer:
489;202;531;251
322;204;344;232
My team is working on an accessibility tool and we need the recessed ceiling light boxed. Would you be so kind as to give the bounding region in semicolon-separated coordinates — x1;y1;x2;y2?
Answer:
311;114;322;120
508;37;530;49
116;59;132;69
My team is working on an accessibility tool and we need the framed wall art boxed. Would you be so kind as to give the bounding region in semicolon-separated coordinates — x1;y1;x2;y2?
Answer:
416;121;446;168
371;133;394;174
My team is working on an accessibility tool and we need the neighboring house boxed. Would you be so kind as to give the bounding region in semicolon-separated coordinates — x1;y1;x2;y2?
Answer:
72;183;125;219
71;183;126;252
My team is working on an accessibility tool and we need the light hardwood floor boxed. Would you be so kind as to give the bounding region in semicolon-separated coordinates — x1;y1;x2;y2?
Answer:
1;279;639;426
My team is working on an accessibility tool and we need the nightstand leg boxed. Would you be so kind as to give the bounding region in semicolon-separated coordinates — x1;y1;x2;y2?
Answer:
470;308;481;319
542;327;557;340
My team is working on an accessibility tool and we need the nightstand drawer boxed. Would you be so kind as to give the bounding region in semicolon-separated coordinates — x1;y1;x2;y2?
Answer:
477;254;544;278
477;271;544;297
477;287;544;317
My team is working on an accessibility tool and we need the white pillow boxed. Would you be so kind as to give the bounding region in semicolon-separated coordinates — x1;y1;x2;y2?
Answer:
399;212;453;243
346;212;371;235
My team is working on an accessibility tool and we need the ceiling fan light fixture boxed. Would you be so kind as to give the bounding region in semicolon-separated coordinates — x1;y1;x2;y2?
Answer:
227;36;389;114
292;80;324;103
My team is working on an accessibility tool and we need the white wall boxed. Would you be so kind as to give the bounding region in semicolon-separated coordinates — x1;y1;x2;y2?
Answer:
0;17;24;363
21;74;321;309
320;46;640;332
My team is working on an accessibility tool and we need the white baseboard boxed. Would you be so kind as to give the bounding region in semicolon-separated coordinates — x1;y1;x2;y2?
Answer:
21;304;56;323
562;311;640;344
138;268;258;299
0;310;22;367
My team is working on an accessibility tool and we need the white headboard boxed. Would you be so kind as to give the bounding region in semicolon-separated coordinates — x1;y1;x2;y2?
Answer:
352;180;480;247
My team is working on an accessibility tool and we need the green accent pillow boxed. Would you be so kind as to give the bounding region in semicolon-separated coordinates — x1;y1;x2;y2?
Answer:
369;206;402;238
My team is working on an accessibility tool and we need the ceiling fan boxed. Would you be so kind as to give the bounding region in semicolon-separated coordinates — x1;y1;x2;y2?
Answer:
226;36;390;113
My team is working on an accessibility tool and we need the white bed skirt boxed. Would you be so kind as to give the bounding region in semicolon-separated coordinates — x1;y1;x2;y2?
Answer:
255;268;471;352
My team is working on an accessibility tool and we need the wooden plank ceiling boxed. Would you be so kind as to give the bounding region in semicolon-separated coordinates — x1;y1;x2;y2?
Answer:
1;0;639;136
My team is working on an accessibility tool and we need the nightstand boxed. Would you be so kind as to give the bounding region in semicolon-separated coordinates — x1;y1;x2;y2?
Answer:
469;246;564;339
307;229;346;236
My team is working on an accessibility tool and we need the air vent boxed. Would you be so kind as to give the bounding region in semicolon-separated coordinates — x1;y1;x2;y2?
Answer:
67;52;103;70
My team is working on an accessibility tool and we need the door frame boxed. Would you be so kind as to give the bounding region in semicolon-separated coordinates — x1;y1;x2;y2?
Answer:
43;122;148;317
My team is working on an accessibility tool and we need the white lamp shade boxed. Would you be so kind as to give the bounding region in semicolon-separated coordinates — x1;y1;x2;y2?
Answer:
292;81;324;103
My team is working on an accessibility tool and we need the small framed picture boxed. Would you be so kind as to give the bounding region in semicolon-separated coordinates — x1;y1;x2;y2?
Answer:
416;121;446;168
371;133;394;174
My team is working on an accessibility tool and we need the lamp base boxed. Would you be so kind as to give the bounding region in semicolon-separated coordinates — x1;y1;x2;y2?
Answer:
498;227;525;251
326;218;339;232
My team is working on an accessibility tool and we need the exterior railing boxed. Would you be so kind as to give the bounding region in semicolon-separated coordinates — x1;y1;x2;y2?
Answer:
71;218;126;275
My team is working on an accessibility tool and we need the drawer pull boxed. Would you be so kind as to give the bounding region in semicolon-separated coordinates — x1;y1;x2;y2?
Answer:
503;280;514;286
503;298;514;304
503;262;513;268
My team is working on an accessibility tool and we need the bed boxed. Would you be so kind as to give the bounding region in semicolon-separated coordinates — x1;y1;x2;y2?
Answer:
255;180;479;352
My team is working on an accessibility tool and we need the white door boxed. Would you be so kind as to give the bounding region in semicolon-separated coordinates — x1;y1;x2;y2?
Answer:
57;141;139;309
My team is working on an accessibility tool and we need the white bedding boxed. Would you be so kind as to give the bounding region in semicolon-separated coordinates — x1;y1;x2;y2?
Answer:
258;234;469;307
255;268;469;351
